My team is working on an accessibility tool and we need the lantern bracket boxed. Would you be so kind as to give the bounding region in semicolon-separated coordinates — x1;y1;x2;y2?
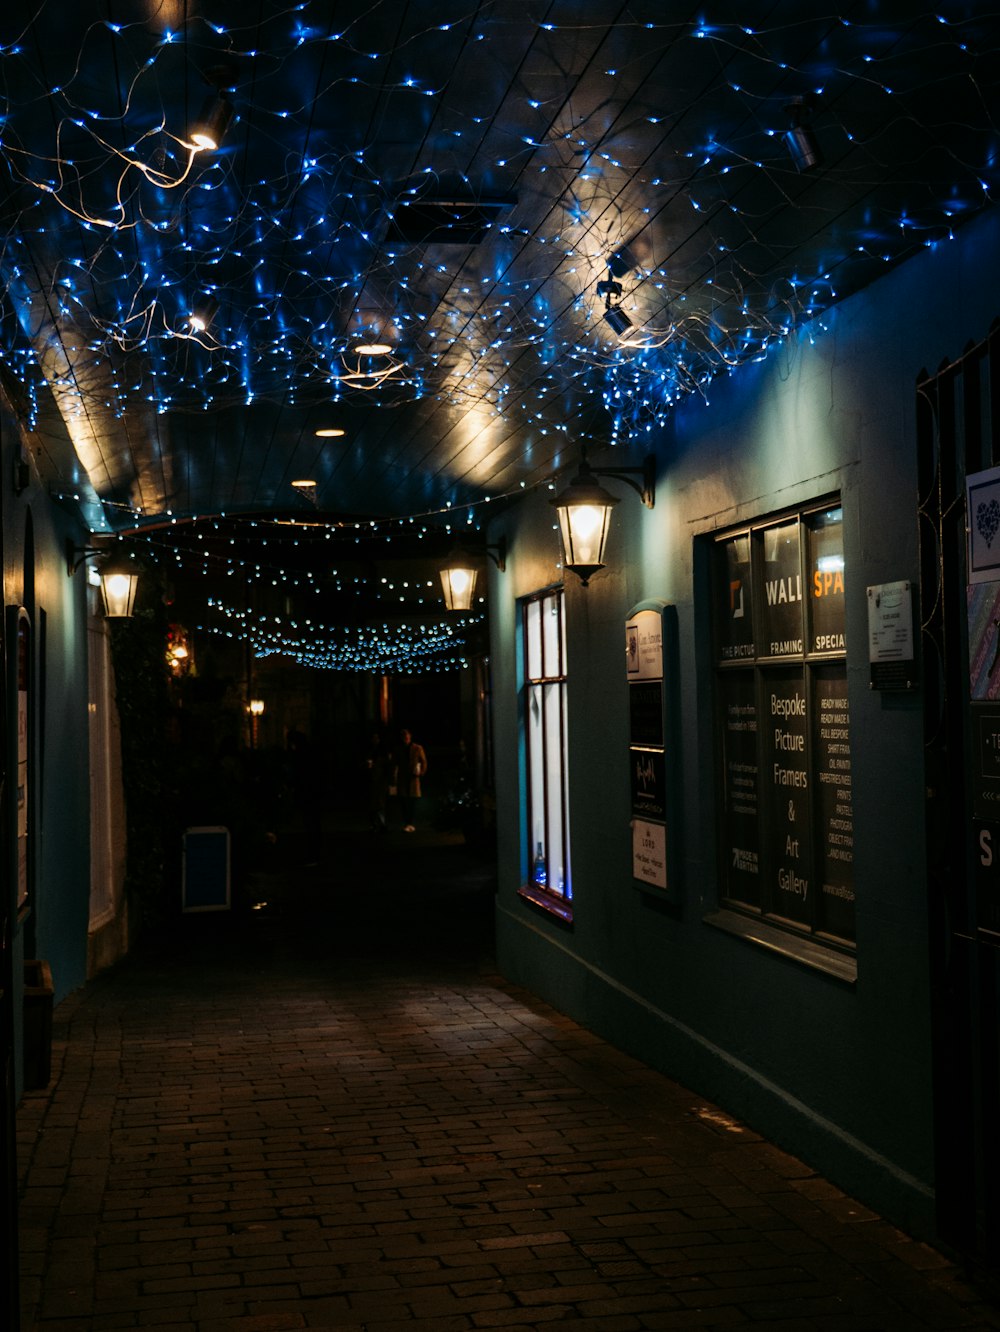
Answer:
577;455;655;509
486;535;507;572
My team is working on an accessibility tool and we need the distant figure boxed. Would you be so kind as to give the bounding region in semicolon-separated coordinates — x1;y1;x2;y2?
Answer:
365;730;390;832
393;728;428;832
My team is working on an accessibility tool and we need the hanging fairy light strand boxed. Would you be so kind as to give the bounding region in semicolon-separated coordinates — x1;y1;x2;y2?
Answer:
0;4;996;520
200;598;482;674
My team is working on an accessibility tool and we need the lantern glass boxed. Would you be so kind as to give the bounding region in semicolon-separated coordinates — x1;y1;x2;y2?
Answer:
551;470;619;584
440;564;478;611
100;568;139;618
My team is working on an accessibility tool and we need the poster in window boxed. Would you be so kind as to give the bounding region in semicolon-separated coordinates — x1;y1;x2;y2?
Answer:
759;521;803;658
806;507;845;653
967;465;1000;584
715;534;754;661
719;671;760;908
760;669;812;927
811;667;855;941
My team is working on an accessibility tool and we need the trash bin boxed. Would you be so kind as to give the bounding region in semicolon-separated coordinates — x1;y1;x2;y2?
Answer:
23;959;53;1090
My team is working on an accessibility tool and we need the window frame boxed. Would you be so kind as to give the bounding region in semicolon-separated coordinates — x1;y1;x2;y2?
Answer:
518;587;572;922
708;497;855;964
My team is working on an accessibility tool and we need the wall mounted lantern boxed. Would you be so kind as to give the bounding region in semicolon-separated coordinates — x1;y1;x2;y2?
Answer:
440;537;507;611
551;456;656;586
67;541;140;617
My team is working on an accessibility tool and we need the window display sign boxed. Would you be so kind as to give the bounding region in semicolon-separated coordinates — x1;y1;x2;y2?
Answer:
813;668;855;939
761;670;812;928
719;671;760;908
713;500;854;946
715;534;754;660
760;521;802;658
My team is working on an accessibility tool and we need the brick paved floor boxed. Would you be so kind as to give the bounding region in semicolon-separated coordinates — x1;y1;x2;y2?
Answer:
16;824;1000;1330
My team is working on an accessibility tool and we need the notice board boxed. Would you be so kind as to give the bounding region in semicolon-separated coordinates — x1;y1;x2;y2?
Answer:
182;826;231;912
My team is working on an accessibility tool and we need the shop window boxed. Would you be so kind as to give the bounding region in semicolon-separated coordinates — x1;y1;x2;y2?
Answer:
519;589;572;920
712;500;854;952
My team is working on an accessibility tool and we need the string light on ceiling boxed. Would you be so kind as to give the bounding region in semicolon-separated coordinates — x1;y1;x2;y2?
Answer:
0;5;995;528
200;599;482;674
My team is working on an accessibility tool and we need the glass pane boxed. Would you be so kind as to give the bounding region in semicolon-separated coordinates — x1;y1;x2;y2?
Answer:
541;591;562;677
759;520;803;658
806;507;846;653
526;598;542;681
527;684;545;871
760;668;812;928
812;666;855;940
544;681;566;895
718;671;760;908
715;534;754;662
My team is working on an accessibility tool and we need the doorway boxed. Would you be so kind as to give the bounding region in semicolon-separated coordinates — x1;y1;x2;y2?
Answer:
919;320;1000;1282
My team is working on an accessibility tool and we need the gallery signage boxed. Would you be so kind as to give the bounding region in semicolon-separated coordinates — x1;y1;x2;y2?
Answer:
625;601;675;896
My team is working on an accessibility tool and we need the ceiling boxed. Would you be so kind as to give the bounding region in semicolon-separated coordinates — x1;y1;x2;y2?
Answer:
0;1;998;566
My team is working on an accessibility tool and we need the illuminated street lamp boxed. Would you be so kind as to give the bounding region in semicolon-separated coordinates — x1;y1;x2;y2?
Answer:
550;456;656;586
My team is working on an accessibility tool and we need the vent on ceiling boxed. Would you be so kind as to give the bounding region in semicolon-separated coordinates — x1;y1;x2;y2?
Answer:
383;197;515;245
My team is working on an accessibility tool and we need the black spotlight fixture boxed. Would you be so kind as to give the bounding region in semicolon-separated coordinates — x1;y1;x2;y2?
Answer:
597;274;632;337
784;95;821;172
190;92;234;152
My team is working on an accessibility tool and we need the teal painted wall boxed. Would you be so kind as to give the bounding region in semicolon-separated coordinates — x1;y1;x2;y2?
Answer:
490;203;1000;1240
1;394;92;1023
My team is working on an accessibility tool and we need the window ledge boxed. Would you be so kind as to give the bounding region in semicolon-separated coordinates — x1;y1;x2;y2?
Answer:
703;908;857;984
517;883;574;924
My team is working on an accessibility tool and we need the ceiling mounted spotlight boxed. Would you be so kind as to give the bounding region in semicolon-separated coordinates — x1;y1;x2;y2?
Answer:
354;342;392;356
189;92;234;152
187;294;219;333
603;305;633;336
784;95;821;172
314;426;346;438
597;275;632;337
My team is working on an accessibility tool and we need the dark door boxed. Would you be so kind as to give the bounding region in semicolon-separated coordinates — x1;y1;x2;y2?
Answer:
919;321;1000;1285
0;610;18;1326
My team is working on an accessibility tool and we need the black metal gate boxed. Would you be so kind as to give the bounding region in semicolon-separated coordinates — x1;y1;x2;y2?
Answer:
919;319;1000;1283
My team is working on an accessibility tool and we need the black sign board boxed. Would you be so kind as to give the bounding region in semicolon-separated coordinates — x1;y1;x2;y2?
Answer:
972;703;1000;820
630;747;666;820
629;680;664;748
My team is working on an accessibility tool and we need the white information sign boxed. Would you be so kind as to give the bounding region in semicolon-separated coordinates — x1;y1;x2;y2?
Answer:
867;582;914;663
632;818;667;889
626;608;663;679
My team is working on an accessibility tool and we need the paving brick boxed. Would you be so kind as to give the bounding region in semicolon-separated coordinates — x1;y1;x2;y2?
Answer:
16;829;1000;1332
